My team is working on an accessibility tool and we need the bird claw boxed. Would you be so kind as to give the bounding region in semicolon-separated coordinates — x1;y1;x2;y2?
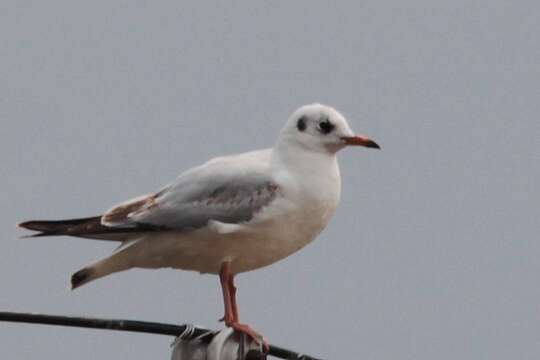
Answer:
227;322;269;352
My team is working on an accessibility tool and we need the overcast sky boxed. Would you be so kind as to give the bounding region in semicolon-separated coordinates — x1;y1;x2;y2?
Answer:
1;1;539;359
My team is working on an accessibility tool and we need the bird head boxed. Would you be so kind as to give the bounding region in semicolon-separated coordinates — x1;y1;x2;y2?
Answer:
278;103;380;154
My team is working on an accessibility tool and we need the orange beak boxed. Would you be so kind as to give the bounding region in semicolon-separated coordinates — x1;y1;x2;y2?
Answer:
341;135;381;149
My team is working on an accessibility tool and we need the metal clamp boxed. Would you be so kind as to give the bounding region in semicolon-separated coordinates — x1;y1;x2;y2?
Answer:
171;327;265;360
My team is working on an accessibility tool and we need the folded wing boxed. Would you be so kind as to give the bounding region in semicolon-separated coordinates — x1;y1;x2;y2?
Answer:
103;150;280;231
19;150;279;239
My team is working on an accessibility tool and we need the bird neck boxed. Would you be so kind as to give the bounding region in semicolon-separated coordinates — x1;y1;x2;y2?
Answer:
271;139;341;195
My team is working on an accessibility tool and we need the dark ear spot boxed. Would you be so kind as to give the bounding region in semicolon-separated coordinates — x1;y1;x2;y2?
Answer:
296;116;307;131
318;118;335;134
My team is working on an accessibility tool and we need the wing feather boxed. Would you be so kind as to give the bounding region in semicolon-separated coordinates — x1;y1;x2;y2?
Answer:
102;149;279;231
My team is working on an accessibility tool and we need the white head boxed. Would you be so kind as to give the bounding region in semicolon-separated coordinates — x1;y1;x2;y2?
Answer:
278;103;380;154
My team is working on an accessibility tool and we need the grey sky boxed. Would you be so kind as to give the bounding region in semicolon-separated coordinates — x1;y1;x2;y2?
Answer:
1;1;539;359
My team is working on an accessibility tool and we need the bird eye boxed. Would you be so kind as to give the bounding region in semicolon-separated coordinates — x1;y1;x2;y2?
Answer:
296;116;307;131
318;118;334;134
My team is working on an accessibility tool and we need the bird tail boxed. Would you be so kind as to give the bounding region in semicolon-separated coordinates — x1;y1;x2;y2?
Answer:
71;246;134;289
71;266;98;289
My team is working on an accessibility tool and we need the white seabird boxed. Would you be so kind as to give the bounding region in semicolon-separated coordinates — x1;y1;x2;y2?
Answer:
19;103;380;346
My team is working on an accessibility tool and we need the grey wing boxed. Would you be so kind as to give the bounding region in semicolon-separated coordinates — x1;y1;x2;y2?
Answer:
102;161;279;231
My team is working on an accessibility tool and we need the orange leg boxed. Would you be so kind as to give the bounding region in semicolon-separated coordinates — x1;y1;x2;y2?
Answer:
219;262;236;323
228;274;239;322
219;261;268;351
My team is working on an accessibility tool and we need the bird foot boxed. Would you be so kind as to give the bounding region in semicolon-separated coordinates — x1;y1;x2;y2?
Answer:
226;321;269;352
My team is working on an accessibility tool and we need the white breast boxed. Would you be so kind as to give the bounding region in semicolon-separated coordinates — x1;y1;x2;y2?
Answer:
216;149;342;273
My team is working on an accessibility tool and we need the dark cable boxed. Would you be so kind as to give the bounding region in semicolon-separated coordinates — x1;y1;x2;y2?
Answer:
0;311;322;360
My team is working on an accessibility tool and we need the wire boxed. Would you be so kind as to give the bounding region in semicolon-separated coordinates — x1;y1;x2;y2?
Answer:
0;311;322;360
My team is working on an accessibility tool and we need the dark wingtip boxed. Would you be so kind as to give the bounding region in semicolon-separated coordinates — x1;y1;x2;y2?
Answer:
18;221;42;238
17;221;55;238
17;221;33;230
19;233;45;239
71;268;94;290
17;220;54;232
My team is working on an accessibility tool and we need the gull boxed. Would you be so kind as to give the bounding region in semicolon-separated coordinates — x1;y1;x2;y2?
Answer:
19;103;380;347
